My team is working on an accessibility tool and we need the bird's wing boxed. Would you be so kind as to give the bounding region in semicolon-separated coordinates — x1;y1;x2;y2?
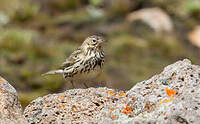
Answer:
59;47;83;69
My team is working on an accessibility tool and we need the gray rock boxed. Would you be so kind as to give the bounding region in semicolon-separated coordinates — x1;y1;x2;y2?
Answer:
24;87;126;123
0;76;28;124
24;59;200;124
97;59;200;124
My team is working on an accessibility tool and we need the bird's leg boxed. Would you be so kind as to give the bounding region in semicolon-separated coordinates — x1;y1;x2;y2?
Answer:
70;80;75;88
83;82;89;88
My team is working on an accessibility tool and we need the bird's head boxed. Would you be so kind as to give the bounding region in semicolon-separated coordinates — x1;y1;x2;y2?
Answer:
82;35;107;51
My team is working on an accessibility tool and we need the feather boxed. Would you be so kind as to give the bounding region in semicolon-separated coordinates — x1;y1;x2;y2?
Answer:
59;47;82;69
42;69;64;76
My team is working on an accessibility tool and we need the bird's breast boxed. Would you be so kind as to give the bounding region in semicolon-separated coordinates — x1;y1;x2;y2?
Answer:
63;51;104;80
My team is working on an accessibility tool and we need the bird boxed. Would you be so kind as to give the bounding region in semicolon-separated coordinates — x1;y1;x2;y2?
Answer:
42;35;107;88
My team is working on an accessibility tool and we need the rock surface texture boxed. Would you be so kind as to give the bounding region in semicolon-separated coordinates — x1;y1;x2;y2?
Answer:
98;59;200;124
23;87;126;123
1;59;200;124
0;76;27;124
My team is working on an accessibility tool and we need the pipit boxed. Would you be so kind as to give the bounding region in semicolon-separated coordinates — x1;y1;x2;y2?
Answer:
42;35;107;88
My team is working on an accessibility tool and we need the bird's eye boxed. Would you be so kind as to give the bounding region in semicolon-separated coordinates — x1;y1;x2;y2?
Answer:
91;39;97;44
92;40;97;43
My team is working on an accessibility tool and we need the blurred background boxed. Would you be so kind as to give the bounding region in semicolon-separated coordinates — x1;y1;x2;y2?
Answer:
0;0;200;108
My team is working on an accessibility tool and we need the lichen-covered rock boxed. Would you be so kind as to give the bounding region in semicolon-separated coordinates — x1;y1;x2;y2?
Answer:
0;76;27;124
24;87;126;123
97;59;200;124
24;59;200;124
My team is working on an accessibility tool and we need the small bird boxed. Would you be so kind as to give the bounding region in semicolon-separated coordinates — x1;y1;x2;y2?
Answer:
42;35;107;88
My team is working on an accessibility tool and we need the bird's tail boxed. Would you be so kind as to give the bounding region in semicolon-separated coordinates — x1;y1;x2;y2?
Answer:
42;69;64;76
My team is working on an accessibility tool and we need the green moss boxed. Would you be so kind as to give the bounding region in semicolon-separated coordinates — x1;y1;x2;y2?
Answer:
50;0;81;11
0;28;37;51
13;0;40;21
89;0;104;6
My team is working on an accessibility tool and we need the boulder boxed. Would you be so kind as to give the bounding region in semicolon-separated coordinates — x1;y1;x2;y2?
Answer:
0;76;27;124
24;87;126;123
98;59;200;123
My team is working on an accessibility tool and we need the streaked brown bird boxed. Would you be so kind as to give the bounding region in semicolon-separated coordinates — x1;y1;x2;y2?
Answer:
42;35;107;88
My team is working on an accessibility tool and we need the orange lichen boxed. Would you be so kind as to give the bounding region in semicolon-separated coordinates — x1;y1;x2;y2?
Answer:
123;109;131;114
123;105;133;114
61;104;66;108
125;105;130;111
107;89;121;96
159;99;170;103
166;88;176;97
109;107;114;111
119;93;126;96
111;115;116;119
132;97;136;101
58;94;66;98
144;104;150;109
159;88;176;104
149;85;153;88
0;77;5;83
107;90;115;96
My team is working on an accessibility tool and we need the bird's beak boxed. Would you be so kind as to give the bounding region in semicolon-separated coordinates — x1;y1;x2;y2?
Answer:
96;38;107;50
99;38;107;44
103;39;107;43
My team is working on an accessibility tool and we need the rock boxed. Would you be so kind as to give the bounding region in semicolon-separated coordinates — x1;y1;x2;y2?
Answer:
24;87;126;123
126;8;173;33
0;76;27;124
188;26;200;48
0;12;9;26
24;59;200;124
97;59;200;124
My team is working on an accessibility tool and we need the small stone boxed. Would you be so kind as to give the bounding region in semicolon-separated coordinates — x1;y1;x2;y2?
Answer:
126;7;173;33
188;26;200;48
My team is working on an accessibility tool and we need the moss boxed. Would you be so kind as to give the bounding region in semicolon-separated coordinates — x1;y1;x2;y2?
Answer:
89;0;104;7
50;0;82;11
13;0;40;22
0;28;37;51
